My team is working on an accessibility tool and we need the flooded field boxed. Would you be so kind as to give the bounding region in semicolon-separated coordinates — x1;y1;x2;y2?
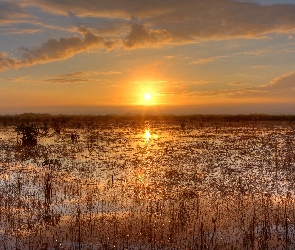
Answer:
0;115;295;249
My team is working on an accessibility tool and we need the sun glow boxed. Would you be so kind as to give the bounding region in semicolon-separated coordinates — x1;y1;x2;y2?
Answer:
144;93;151;101
132;79;161;105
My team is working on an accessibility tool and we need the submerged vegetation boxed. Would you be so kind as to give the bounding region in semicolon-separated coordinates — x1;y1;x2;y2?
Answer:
0;114;294;249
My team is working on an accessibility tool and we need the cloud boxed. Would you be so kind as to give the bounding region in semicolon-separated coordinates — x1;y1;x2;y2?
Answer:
0;26;115;72
236;72;295;98
124;22;171;47
29;0;173;19
29;0;295;41
182;88;268;100
180;71;295;100
94;71;122;75
61;71;121;78
0;2;34;25
0;2;76;36
251;65;273;69
228;81;247;86
1;0;295;71
59;71;92;78
265;71;295;90
45;78;90;84
190;80;212;85
0;27;40;35
29;21;78;33
190;58;215;65
4;76;29;82
150;0;295;41
164;55;175;60
238;49;272;55
43;70;121;84
0;52;19;70
190;56;229;65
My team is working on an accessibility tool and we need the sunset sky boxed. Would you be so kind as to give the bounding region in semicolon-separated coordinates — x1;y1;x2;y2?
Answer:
0;0;295;115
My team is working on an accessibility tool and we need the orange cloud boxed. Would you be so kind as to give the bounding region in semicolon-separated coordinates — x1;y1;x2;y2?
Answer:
0;2;34;24
228;81;247;86
266;71;295;90
0;52;19;70
29;0;295;40
44;70;122;84
190;56;229;65
124;22;171;47
0;26;115;72
45;78;90;84
1;0;295;71
174;71;295;101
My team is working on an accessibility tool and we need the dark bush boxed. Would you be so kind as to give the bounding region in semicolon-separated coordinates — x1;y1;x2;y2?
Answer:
16;124;39;146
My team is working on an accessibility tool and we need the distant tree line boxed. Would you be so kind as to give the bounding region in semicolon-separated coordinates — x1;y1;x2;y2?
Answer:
0;113;294;127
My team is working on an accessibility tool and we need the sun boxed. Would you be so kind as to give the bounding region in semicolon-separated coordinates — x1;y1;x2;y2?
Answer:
144;93;151;101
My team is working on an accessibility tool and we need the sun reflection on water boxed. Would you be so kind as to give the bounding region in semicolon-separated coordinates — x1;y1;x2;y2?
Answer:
144;130;151;140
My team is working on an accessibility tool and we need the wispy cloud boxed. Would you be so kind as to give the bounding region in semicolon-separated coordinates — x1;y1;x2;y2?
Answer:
29;20;78;33
182;80;214;86
44;70;121;84
123;22;171;48
164;55;175;59
178;71;295;100
0;27;40;35
4;76;29;82
0;26;116;72
228;81;247;86
237;49;272;55
264;71;295;90
1;0;295;71
61;71;121;77
190;58;215;65
190;56;229;65
29;0;295;39
251;65;273;69
45;78;90;84
96;71;122;75
28;0;173;19
0;2;34;25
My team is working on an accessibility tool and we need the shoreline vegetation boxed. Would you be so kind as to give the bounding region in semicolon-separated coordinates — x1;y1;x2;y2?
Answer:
0;113;295;249
1;112;295;121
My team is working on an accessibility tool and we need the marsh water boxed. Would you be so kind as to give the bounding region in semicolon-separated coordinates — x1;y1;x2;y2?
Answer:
0;117;295;249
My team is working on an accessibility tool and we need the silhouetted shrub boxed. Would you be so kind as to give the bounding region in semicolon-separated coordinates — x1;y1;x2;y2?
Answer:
16;124;39;146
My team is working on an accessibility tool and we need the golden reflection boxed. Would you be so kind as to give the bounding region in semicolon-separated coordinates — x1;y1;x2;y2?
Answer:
138;169;145;183
145;130;151;140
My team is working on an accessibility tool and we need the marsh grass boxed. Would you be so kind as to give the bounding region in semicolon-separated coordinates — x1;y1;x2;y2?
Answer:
0;116;294;249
